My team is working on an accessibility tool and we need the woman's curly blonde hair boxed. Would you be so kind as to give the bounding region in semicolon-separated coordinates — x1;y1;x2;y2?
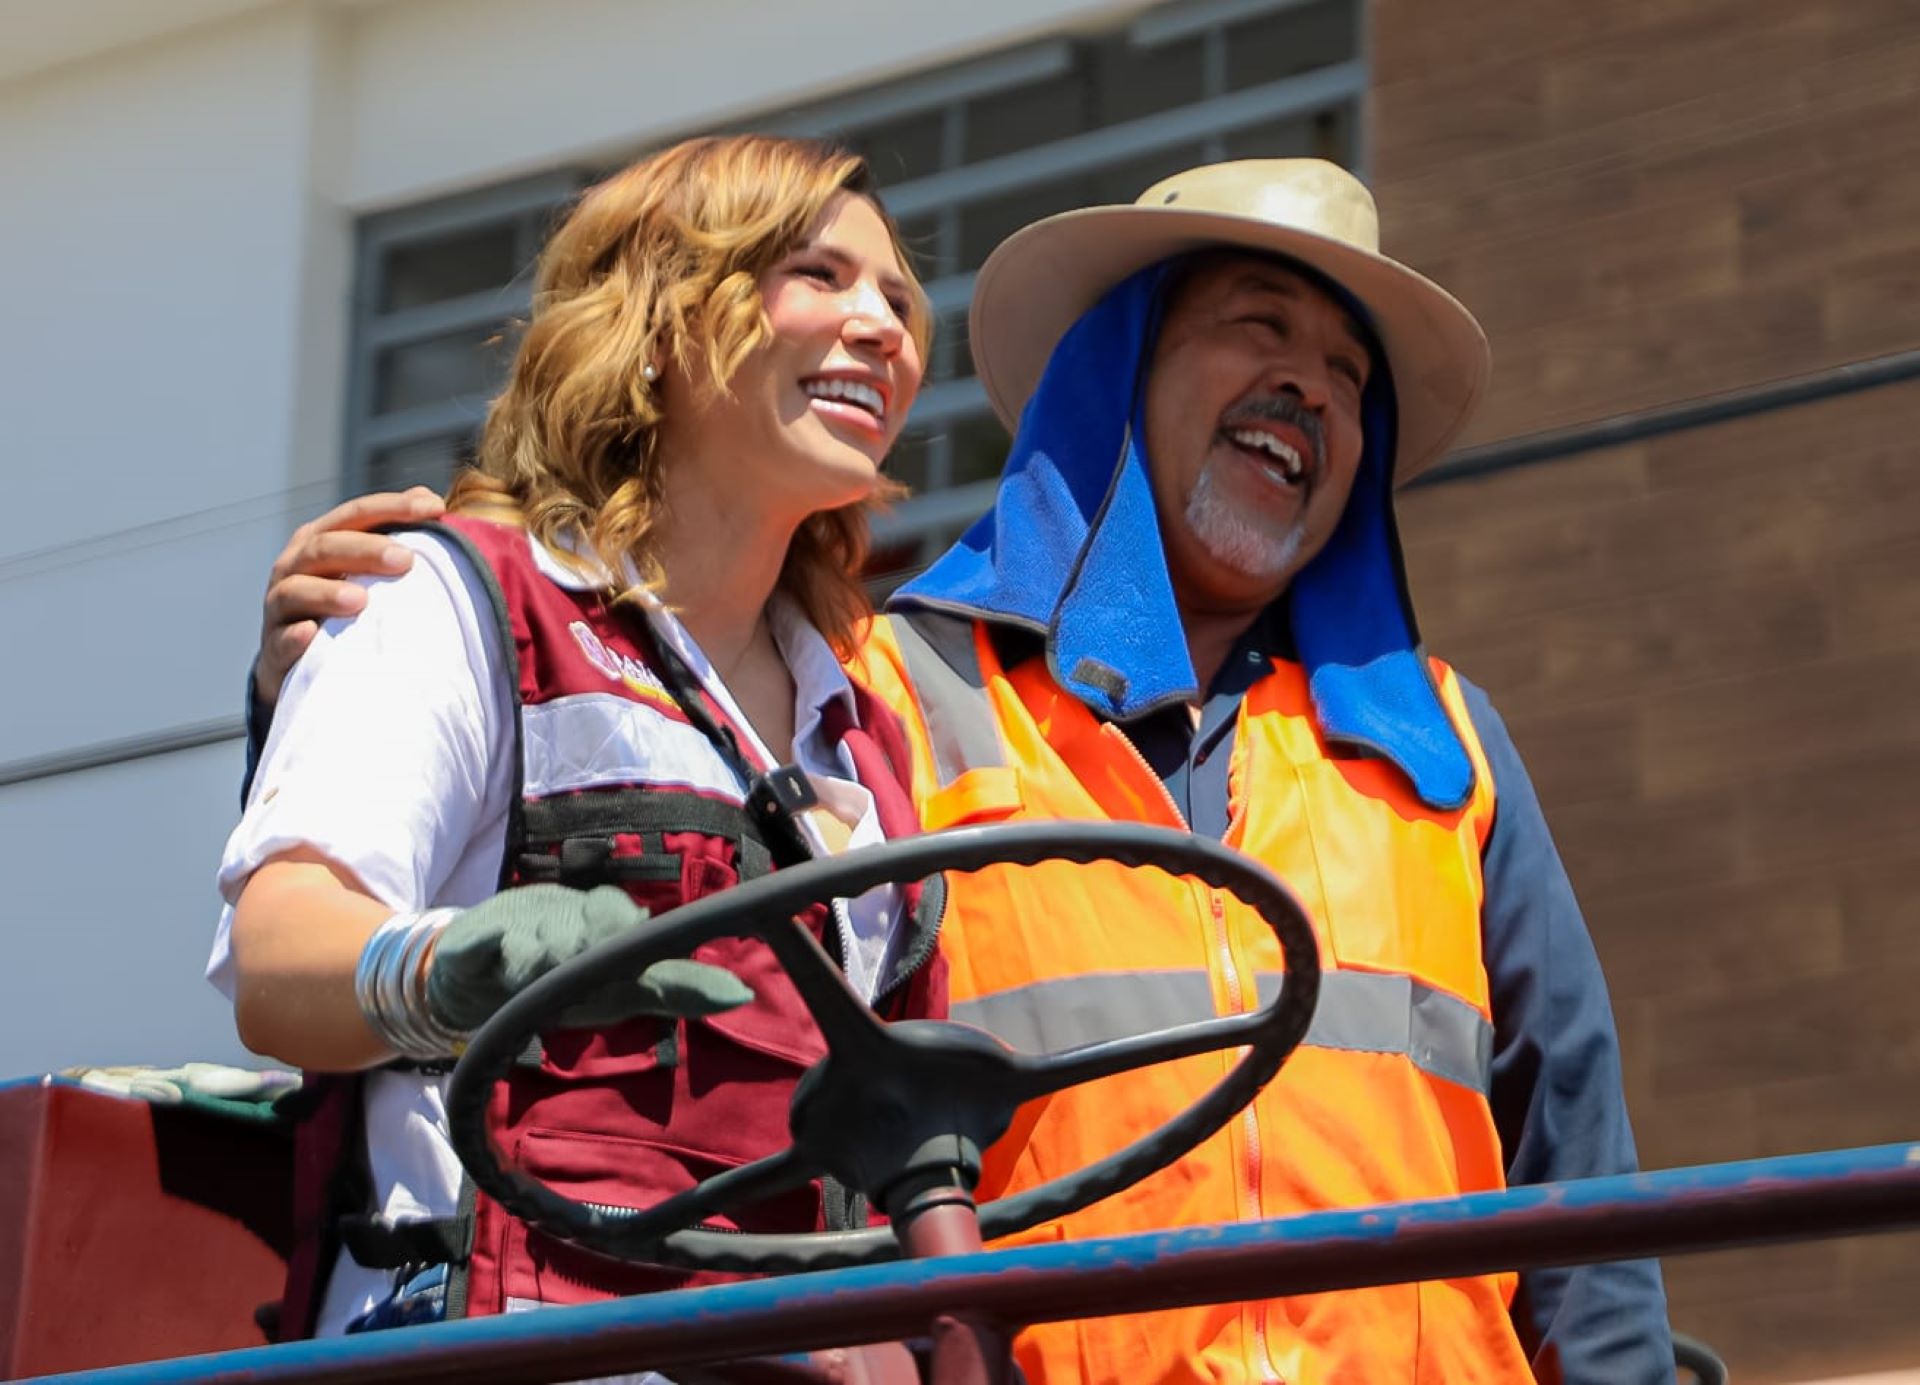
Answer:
449;134;931;651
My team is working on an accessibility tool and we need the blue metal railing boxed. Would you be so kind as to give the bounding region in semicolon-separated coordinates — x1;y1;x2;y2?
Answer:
35;1141;1920;1384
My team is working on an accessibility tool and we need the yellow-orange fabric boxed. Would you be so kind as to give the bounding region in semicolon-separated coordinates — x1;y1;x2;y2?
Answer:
850;614;1533;1385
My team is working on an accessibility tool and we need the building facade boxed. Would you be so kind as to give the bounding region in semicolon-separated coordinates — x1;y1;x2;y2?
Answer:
1381;5;1920;1380
0;1;1916;1379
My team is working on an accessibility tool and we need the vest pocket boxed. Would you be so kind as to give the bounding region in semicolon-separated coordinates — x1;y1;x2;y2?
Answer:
921;767;1024;832
535;947;827;1084
528;834;834;1076
693;932;832;1068
1292;759;1491;1010
503;1126;818;1307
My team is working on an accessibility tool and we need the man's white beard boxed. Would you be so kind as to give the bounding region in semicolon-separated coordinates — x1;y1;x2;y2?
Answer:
1184;464;1307;580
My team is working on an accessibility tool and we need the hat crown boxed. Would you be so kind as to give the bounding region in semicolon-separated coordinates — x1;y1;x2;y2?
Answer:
1137;159;1380;255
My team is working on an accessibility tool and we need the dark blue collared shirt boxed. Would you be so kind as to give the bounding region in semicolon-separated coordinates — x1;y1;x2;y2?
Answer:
1124;604;1294;840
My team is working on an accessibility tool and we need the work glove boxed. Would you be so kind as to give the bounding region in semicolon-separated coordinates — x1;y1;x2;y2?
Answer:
63;1063;301;1125
425;884;753;1033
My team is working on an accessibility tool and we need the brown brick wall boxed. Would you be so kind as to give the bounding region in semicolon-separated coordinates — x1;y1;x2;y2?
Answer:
1373;0;1920;446
1375;1;1920;1378
1399;379;1920;1381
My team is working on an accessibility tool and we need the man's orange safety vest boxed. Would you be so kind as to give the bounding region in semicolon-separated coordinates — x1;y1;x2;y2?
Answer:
851;610;1536;1385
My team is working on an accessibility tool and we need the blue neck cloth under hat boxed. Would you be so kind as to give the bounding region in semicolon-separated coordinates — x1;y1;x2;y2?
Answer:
890;258;1475;811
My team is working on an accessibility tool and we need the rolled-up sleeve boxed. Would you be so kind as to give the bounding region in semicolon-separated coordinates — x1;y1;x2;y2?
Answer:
1462;678;1676;1385
210;531;514;999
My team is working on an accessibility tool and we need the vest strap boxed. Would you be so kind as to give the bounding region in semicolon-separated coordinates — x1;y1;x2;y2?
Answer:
522;788;764;840
339;1212;474;1270
520;789;780;882
890;611;1004;787
638;621;816;870
514;836;683;888
421;520;530;888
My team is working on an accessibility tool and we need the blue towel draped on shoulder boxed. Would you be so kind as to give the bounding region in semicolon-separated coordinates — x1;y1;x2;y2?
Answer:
892;260;1476;811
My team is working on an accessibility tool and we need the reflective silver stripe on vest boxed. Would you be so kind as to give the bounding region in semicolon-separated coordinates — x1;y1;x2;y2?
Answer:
952;969;1493;1095
890;611;1004;786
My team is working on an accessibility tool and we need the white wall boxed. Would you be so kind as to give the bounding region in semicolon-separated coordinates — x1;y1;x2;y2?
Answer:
0;4;352;762
0;0;1150;1078
340;0;1141;211
0;6;361;1074
0;739;254;1073
0;7;347;560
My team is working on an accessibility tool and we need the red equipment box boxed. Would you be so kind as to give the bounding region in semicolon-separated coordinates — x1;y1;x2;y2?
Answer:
0;1077;293;1377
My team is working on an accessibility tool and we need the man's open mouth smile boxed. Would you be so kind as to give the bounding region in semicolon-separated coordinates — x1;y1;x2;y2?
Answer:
1221;421;1316;491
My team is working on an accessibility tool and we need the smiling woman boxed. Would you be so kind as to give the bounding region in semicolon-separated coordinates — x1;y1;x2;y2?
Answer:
459;135;932;657
212;134;946;1346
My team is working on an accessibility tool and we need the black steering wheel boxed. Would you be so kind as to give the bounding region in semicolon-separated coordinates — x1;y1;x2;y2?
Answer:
447;821;1320;1275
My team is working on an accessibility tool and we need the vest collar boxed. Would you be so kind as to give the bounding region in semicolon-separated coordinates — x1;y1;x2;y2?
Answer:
525;528;862;774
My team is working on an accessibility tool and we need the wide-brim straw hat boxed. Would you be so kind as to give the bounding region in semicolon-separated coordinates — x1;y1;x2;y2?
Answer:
967;159;1489;483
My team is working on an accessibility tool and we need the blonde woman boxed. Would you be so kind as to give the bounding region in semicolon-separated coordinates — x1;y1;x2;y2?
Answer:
213;136;944;1339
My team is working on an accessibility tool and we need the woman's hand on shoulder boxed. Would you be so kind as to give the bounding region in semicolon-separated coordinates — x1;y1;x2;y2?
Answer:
257;486;446;706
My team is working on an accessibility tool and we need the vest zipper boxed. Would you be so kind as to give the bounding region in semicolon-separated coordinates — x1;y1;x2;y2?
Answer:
518;1201;746;1294
872;872;947;1014
589;1193;871;1244
829;896;854;974
1223;720;1285;1382
1215;892;1284;1384
584;1199;746;1234
1107;721;1283;1382
1098;722;1189;829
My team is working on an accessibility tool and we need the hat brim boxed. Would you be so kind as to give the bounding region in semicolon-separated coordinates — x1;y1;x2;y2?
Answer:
967;205;1490;484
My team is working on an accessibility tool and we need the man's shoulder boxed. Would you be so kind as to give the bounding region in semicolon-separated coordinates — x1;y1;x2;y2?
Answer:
1427;660;1506;743
1423;661;1536;809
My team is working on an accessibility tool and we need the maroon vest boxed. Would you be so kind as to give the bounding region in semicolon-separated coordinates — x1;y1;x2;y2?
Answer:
281;516;945;1334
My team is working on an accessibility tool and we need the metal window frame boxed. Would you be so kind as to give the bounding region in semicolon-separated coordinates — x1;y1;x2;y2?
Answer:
337;0;1366;562
874;61;1365;223
767;40;1076;140
342;169;586;499
1130;0;1329;47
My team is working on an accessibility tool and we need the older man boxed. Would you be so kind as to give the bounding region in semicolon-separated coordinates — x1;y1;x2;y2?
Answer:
248;160;1672;1383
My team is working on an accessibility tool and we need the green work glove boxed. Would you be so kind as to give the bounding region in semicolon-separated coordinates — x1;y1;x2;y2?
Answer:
64;1064;301;1126
425;884;753;1033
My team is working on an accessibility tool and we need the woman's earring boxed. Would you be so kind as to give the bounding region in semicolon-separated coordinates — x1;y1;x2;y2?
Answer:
642;362;660;382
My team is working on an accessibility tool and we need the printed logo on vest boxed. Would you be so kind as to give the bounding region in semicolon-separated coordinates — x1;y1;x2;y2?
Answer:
568;620;683;717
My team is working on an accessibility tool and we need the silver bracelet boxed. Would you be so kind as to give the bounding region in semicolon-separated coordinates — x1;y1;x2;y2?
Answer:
354;909;466;1061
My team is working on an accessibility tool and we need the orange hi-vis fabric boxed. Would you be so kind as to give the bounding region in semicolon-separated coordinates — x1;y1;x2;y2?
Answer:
851;611;1535;1385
